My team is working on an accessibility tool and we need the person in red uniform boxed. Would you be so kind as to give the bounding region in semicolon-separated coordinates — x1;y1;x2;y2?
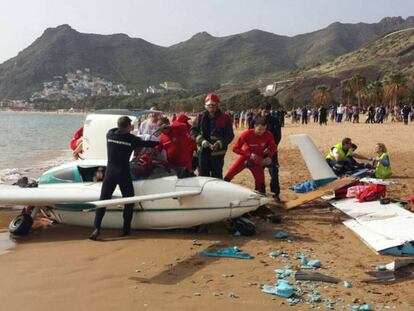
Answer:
224;117;276;193
70;127;83;159
157;117;196;171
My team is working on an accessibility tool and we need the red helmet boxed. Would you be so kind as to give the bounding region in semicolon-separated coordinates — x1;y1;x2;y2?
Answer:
204;93;221;105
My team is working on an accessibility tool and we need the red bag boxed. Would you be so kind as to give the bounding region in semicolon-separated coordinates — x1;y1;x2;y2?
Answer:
357;184;387;203
409;196;414;204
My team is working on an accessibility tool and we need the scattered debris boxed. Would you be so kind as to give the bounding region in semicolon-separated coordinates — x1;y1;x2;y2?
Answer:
385;258;414;271
199;246;254;260
274;230;288;239
222;274;234;278
228;292;238;299
298;254;322;269
269;250;289;258
344;281;352;288
349;304;373;311
287;297;301;305
261;280;295;298
275;269;294;279
310;291;322;302
295;271;340;284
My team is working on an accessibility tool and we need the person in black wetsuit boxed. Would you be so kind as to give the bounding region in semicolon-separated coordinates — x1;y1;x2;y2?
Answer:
89;116;159;240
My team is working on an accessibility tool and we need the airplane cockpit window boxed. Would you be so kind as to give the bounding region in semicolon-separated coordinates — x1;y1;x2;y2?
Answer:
53;168;76;182
78;166;106;182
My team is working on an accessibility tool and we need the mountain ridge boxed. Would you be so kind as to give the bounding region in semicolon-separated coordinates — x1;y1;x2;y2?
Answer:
1;16;414;99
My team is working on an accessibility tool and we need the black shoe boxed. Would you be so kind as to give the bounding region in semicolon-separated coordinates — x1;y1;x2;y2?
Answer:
121;229;130;237
89;228;100;240
273;195;282;203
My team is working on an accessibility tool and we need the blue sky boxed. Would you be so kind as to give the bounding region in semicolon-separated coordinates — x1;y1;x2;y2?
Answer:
0;0;413;63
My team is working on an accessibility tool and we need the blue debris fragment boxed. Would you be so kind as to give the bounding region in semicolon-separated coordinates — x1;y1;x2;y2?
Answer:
307;259;322;268
324;299;335;309
269;250;289;258
261;280;294;298
343;281;352;288
274;269;294;279
292;180;318;193
199;246;254;260
274;230;289;239
287;298;301;305
381;242;414;256
350;304;373;311
311;291;321;302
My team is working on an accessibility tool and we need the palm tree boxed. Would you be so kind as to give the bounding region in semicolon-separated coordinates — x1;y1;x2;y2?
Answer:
366;81;384;106
350;74;367;108
313;85;333;107
340;79;353;105
383;72;407;109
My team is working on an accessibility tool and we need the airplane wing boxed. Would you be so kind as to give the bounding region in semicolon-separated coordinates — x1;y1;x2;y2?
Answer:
0;184;102;206
85;190;201;209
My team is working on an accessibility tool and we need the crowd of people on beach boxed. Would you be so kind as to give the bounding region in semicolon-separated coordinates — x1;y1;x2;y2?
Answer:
70;94;395;240
288;104;414;125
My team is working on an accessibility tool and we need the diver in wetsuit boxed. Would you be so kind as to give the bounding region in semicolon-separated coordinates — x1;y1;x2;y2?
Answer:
89;116;159;240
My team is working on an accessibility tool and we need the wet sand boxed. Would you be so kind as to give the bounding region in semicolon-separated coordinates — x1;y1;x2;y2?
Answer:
0;122;413;310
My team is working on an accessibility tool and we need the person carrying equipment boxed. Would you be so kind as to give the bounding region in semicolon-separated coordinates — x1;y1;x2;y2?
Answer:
326;137;370;176
191;93;234;178
89;116;159;241
224;117;276;193
372;143;392;179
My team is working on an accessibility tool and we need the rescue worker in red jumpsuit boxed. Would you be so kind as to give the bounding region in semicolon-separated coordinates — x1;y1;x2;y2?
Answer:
157;117;196;171
224;117;276;193
191;93;234;178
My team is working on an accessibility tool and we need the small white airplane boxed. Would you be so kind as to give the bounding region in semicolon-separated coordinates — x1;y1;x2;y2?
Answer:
0;109;268;236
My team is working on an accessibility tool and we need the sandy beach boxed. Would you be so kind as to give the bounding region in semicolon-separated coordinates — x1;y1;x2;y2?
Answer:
0;121;413;311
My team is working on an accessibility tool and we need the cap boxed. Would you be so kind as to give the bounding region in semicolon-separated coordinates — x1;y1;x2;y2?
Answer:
204;93;221;106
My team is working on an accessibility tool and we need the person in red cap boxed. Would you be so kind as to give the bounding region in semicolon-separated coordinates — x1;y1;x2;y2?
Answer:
157;117;196;171
173;113;191;131
191;93;234;178
224;117;276;193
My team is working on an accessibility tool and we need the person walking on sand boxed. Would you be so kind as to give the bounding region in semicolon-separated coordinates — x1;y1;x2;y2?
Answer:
89;116;159;241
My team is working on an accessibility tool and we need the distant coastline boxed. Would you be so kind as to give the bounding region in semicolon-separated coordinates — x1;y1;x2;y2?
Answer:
0;109;88;116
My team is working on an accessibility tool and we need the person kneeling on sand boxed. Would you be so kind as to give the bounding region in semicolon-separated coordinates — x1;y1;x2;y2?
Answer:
224;117;276;194
371;143;392;179
326;137;370;176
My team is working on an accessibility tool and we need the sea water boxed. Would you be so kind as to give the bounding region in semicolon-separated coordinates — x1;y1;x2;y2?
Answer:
0;112;84;180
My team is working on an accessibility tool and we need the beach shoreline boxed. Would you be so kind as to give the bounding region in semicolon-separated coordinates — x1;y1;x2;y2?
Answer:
0;122;413;310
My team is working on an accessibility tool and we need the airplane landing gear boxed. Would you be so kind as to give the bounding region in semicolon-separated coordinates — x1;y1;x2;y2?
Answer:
229;217;256;236
9;206;39;236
